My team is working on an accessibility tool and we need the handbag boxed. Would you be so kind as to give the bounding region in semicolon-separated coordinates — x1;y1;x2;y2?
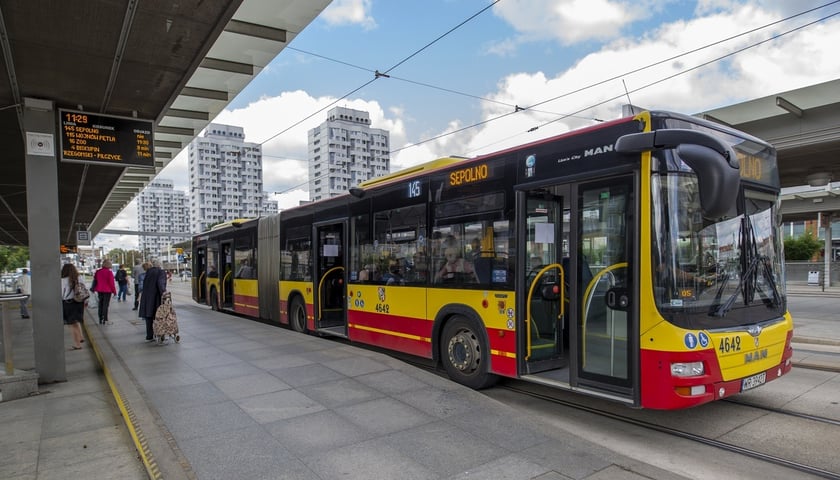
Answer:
73;279;91;303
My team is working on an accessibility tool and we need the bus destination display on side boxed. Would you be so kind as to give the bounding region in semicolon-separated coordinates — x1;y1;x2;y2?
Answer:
59;109;155;167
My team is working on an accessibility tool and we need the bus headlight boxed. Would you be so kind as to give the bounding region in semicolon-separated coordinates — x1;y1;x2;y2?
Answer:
671;361;704;377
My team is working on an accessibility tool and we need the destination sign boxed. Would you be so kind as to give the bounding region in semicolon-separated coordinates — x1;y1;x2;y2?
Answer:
59;109;154;167
449;163;489;186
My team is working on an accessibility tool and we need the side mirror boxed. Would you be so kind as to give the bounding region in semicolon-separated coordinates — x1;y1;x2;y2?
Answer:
616;129;740;219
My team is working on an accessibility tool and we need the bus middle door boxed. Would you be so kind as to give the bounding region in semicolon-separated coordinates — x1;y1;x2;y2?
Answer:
221;241;234;310
314;221;348;337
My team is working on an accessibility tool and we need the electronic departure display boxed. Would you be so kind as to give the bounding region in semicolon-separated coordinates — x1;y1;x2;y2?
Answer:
59;109;154;167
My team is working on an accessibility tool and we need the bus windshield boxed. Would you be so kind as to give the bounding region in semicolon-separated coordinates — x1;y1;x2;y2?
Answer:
651;173;786;330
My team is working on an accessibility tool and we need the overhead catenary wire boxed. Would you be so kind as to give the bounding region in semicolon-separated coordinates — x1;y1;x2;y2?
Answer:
265;1;840;196
256;1;501;147
286;45;599;122
400;2;840;156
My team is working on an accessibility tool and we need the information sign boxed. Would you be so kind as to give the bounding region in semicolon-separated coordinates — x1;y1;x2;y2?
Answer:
59;109;154;167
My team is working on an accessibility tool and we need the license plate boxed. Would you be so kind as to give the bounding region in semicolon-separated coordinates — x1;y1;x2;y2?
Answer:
741;372;766;391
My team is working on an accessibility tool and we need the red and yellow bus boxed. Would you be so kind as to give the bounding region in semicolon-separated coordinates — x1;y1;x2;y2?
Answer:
192;110;793;409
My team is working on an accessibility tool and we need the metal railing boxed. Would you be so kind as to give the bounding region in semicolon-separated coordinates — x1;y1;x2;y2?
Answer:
0;293;28;375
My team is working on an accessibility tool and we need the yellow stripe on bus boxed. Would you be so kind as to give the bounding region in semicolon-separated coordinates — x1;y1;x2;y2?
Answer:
348;323;431;343
491;349;517;359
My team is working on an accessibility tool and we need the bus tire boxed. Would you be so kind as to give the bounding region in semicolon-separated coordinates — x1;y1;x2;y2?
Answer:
209;287;219;311
440;316;497;389
289;296;308;333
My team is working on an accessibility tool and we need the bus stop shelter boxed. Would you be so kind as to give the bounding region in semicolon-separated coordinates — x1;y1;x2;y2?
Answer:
0;0;330;384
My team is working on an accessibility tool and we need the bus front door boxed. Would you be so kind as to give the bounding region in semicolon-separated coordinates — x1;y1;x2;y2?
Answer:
576;177;635;400
314;221;347;337
520;177;637;404
523;189;567;373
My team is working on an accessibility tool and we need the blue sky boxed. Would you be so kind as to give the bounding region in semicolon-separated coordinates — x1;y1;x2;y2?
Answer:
104;0;840;249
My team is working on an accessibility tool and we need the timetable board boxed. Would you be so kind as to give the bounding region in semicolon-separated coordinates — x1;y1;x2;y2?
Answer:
59;109;154;167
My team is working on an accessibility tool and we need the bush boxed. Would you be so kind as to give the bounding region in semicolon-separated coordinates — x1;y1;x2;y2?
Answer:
783;232;822;261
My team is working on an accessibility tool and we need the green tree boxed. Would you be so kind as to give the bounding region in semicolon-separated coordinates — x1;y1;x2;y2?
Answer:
0;246;29;273
783;232;822;261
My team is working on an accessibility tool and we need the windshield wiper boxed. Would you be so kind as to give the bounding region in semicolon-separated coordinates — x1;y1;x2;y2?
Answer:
755;256;782;309
709;253;782;317
709;255;763;317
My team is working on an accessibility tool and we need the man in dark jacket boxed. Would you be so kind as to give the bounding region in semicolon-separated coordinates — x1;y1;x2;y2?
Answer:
139;259;167;342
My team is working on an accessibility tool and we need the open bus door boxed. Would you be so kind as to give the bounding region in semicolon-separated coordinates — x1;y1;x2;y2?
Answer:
192;245;206;303
520;177;637;404
522;189;567;373
313;221;348;337
221;241;234;310
575;177;636;401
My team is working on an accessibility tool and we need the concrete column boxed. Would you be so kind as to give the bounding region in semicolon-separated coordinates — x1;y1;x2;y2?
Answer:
825;212;833;290
23;97;65;383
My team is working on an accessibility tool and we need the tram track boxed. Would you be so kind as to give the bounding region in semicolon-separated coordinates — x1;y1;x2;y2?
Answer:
497;381;840;480
723;398;840;427
391;353;840;479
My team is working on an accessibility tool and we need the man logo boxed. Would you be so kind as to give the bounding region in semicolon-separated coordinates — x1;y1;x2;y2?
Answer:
747;325;762;347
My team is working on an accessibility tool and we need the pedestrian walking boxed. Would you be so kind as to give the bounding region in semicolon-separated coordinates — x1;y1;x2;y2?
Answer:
92;259;117;325
139;259;167;342
15;268;31;318
61;263;85;349
131;260;143;310
115;264;129;302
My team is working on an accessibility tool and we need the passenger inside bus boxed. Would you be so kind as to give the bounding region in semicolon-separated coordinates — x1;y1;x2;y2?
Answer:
207;265;219;278
381;259;405;285
358;263;380;283
236;259;254;279
406;249;429;283
435;247;477;283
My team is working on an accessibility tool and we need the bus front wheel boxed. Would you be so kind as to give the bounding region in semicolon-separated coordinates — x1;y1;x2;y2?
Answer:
289;296;308;333
440;316;497;389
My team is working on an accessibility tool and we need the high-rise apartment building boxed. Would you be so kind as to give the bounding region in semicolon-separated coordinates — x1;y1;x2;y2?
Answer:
188;123;278;232
307;107;390;201
137;179;191;257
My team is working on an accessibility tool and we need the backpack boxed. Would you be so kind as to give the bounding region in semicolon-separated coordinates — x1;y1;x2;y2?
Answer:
73;279;91;302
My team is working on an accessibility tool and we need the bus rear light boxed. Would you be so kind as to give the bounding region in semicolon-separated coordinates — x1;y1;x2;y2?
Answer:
674;385;706;396
671;361;704;377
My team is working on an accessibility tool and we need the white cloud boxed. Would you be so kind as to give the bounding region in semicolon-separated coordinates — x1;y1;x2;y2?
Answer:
106;1;840;246
464;2;840;155
321;0;376;30
491;0;661;46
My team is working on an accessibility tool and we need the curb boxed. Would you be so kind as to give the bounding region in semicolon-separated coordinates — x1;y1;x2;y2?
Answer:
792;336;840;347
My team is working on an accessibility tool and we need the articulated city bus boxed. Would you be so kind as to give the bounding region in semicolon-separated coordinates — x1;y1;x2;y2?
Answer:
192;110;793;409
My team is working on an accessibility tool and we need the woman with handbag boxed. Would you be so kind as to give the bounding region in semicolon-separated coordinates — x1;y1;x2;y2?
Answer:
61;263;85;350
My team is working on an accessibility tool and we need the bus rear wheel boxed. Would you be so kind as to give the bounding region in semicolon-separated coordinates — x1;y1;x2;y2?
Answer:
440;316;497;389
289;296;308;333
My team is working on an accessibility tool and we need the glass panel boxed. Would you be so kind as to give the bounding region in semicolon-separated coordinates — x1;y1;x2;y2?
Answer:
281;226;311;281
651;173;786;329
525;194;562;361
580;181;630;380
234;235;255;279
